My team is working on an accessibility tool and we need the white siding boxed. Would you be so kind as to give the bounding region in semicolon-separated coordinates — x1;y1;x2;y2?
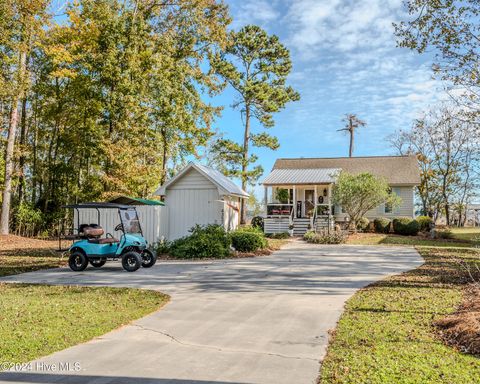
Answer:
74;206;167;245
169;168;214;190
165;188;222;240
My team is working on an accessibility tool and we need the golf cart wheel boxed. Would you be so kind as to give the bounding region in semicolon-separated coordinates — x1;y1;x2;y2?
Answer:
122;251;142;272
141;250;157;268
89;258;107;268
68;251;88;271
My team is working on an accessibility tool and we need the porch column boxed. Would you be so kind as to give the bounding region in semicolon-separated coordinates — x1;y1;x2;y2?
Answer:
328;184;333;232
292;185;296;218
314;186;318;211
264;186;268;216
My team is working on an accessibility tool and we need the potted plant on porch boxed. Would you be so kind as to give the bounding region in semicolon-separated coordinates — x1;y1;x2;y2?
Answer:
275;188;290;204
288;224;294;236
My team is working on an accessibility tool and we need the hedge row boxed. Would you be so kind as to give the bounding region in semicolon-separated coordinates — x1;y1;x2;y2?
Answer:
155;224;268;259
372;217;424;236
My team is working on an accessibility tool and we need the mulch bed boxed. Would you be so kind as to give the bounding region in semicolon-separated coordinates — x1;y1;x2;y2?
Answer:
435;284;480;356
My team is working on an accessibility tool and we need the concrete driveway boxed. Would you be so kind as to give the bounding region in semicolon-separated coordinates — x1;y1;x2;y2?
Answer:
0;241;422;384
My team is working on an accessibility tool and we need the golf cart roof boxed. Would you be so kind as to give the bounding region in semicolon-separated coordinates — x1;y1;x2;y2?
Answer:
63;202;132;209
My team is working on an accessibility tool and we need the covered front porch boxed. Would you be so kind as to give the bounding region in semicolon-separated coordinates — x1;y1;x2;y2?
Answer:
263;184;334;235
261;167;339;235
264;184;333;218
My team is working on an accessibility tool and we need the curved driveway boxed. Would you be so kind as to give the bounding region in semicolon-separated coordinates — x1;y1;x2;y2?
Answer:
0;241;422;384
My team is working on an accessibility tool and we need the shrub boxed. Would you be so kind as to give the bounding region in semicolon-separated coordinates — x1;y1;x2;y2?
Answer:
303;230;346;244
417;216;433;232
374;218;391;234
155;240;171;255
169;224;231;259
356;217;370;231
392;217;420;236
266;232;289;239
251;216;264;231
230;230;267;252
303;230;316;242
435;228;453;239
235;225;262;233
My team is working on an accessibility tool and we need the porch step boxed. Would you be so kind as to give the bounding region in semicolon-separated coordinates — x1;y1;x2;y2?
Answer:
293;218;312;235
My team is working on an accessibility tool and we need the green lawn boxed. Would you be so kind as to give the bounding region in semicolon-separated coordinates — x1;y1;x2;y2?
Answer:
319;246;480;384
0;255;66;277
0;236;169;366
450;227;480;242
346;233;474;248
0;283;168;364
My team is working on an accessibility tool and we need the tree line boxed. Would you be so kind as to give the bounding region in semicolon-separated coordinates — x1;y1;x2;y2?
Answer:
391;0;480;225
0;0;299;235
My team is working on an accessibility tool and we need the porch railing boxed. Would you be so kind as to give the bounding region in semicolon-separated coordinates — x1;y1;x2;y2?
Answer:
266;204;293;216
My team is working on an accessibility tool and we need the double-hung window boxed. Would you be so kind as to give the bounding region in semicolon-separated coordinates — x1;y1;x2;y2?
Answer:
384;187;400;214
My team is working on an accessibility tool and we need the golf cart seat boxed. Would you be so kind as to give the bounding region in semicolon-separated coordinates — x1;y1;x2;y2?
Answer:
79;224;104;238
87;237;119;244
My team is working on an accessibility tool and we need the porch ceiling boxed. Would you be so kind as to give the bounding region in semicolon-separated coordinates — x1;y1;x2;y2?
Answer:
262;168;340;185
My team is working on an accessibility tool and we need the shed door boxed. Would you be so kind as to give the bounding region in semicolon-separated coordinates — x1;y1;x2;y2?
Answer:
167;188;221;240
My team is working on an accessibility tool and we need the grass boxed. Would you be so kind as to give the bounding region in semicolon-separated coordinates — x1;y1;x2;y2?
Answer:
0;283;169;364
319;246;480;384
450;227;480;242
267;237;290;250
346;233;474;248
0;254;66;277
0;235;65;277
0;235;169;366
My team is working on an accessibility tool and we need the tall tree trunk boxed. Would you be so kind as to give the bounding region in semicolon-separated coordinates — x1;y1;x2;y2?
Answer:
17;96;28;205
31;107;38;205
160;126;168;185
240;105;250;224
349;120;353;157
1;51;27;235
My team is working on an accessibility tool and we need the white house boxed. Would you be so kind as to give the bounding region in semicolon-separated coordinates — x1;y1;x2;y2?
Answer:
154;163;249;240
261;155;421;235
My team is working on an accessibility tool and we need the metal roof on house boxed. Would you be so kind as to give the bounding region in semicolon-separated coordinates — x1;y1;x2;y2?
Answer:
269;155;420;186
262;168;340;185
155;162;249;198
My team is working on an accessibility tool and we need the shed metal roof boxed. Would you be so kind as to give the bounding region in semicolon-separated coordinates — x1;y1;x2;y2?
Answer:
262;168;340;185
194;163;249;197
155;163;249;198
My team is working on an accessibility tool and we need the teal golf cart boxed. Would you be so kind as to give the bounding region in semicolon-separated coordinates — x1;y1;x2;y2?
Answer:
62;203;156;272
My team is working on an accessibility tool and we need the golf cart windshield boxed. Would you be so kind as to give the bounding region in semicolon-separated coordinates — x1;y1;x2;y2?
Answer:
119;208;142;235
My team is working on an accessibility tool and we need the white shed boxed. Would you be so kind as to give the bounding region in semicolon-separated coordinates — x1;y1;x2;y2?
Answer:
154;163;249;240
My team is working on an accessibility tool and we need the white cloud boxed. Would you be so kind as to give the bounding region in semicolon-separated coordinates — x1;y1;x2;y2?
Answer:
286;0;399;55
230;0;280;29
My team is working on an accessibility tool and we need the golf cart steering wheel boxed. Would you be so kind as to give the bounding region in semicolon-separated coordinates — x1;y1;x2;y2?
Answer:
114;223;123;232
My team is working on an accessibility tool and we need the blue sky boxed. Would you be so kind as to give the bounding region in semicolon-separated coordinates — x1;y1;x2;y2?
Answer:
211;0;448;192
52;0;448;195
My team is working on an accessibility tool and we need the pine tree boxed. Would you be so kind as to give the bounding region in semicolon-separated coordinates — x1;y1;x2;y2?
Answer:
210;25;300;223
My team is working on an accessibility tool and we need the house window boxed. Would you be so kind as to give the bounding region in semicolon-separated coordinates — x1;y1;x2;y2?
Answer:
385;187;400;214
334;205;343;215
